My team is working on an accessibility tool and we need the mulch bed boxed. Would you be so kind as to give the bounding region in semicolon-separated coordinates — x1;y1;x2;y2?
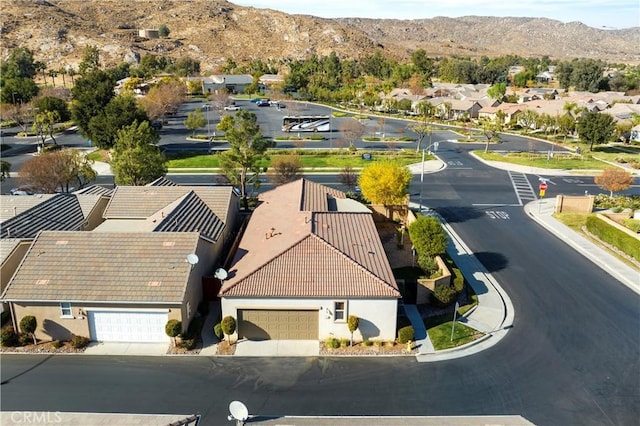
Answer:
215;340;236;355
319;341;416;356
0;341;86;354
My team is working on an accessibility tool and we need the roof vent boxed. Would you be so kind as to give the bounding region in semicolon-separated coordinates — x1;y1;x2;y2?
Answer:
148;281;161;287
163;241;175;247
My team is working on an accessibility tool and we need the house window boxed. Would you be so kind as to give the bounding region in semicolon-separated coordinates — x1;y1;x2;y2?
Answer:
334;301;346;322
60;302;73;318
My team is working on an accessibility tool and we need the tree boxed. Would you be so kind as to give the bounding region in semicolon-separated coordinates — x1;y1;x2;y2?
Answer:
70;70;116;139
184;108;207;136
110;120;167;185
408;122;432;152
216;110;274;210
347;315;359;346
577;111;615;151
487;82;506;101
557;113;576;142
19;315;37;345
34;95;70;121
18;149;96;193
32;110;60;147
88;94;149;149
3;102;37;132
158;24;170;38
408;215;448;275
481;120;502;153
138;80;186;122
78;45;101;75
0;76;39;104
518;109;539;133
268;155;302;186
358;161;411;218
221;316;236;344
594;169;634;198
165;319;182;346
339;119;365;148
338;166;358;191
1;160;11;182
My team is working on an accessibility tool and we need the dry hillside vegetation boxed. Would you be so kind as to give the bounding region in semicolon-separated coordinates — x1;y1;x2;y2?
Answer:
1;0;638;71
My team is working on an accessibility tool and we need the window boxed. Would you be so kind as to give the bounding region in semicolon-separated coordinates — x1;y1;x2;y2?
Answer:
60;302;72;317
334;301;346;322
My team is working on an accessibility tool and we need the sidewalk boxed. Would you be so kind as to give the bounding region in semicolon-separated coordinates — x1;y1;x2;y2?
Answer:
525;198;640;294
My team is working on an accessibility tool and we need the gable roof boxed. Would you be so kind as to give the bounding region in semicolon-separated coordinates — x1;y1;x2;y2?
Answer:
1;231;199;303
220;179;399;299
153;191;225;242
0;194;103;239
0;195;57;223
103;185;234;224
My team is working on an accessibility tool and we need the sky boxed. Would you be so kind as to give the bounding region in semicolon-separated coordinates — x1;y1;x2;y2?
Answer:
232;0;640;30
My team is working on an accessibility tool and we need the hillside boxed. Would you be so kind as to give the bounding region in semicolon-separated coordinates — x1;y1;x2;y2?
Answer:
0;0;638;71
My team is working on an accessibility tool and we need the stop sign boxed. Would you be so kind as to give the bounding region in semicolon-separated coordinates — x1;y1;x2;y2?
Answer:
539;182;548;191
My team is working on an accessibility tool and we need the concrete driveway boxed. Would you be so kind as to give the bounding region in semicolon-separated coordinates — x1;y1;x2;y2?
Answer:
233;339;319;357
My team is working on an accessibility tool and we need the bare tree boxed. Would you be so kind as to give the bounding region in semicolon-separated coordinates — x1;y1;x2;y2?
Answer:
267;155;302;186
339;119;366;148
3;102;36;132
18;149;96;193
338;166;358;191
138;80;187;122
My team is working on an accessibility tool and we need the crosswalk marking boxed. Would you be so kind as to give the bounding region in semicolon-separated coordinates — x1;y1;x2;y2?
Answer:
508;171;537;206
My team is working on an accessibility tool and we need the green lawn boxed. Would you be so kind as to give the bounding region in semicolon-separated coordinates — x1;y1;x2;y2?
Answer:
166;151;426;169
553;212;590;232
475;151;608;170
427;320;484;350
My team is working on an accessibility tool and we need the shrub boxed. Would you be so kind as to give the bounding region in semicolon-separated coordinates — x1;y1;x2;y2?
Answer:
178;338;196;350
213;323;223;340
623;219;640;233
397;325;415;344
586;215;640;262
50;340;63;349
373;339;383;347
340;338;349;347
363;339;373;347
432;285;458;308
0;326;18;347
347;315;359;345
418;255;438;275
165;319;182;346
408;215;448;259
221;316;236;343
18;333;32;346
70;335;89;349
19;315;37;344
611;206;623;213
324;337;340;349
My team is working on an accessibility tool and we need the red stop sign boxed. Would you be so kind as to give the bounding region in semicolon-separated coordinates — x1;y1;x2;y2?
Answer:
539;182;548;191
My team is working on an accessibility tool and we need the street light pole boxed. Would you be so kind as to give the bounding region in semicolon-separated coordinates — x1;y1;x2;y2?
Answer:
419;148;425;211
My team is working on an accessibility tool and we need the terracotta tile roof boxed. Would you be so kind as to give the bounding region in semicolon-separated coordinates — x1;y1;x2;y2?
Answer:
104;186;234;224
0;194;100;239
220;179;399;299
1;231;199;303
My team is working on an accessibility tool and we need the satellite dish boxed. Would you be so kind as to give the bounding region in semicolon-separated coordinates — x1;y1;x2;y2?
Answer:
229;400;249;422
186;253;199;265
214;268;228;280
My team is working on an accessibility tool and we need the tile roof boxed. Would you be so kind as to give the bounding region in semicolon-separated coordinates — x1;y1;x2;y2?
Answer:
153;191;225;242
73;185;114;196
103;186;234;224
0;238;23;264
0;195;57;222
147;177;178;186
220;179;399;299
1;231;199;303
0;194;101;239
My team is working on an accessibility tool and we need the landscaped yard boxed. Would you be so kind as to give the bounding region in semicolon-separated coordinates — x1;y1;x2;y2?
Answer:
426;317;484;350
474;151;608;170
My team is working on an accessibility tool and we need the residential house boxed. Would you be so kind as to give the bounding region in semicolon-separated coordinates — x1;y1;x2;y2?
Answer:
191;74;254;94
219;179;401;342
478;103;527;124
1;184;239;343
431;98;482;120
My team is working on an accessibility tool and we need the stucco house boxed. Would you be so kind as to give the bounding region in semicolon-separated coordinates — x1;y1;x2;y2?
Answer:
219;179;401;342
1;184;239;343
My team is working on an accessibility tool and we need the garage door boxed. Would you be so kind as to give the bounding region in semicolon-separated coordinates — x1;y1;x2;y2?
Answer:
88;311;169;343
238;309;318;340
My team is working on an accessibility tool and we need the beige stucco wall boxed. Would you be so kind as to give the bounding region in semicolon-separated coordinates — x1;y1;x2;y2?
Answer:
84;196;109;230
10;302;181;341
1;241;31;294
555;195;594;214
416;256;452;305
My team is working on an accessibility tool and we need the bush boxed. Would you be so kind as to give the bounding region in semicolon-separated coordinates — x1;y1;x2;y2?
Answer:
0;326;18;347
340;338;349;347
18;333;32;346
623;219;640;233
324;337;340;349
432;285;458;308
214;323;223;340
611;206;623;213
586;215;640;261
178;338;196;350
221;316;236;343
19;315;37;344
70;335;89;349
165;319;182;344
373;339;383;347
50;340;63;349
418;255;438;275
397;325;415;344
363;339;373;347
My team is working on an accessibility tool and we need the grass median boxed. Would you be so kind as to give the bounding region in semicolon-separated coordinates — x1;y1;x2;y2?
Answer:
474;151;607;170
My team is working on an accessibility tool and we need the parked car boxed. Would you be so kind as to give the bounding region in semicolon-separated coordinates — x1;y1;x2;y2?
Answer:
256;100;270;107
224;105;240;111
10;185;40;195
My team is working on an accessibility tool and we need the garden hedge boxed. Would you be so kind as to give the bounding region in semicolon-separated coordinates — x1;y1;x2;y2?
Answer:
586;215;640;262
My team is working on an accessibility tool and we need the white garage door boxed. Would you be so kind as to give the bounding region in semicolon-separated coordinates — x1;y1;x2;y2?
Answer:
88;311;169;343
